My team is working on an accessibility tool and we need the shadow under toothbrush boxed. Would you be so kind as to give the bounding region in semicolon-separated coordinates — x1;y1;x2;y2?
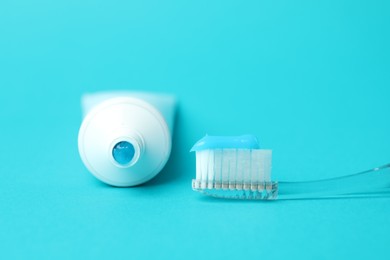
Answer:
194;192;390;203
194;193;298;204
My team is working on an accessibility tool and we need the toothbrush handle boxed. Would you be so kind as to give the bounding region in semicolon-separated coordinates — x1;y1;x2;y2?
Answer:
277;164;390;200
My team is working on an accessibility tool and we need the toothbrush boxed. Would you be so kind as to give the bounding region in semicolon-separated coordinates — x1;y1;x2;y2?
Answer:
191;135;390;200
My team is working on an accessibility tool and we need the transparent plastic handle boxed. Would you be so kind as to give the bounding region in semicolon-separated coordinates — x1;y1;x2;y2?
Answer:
278;163;390;200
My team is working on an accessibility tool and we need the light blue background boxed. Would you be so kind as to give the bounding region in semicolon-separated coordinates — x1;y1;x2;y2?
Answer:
0;0;389;259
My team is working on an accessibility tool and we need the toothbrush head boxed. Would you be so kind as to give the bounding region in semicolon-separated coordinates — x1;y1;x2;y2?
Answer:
191;135;278;200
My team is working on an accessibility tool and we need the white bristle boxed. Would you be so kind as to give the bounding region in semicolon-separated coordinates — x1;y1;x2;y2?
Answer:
195;151;202;181
200;150;210;188
206;150;214;188
213;149;223;188
221;149;234;188
250;150;262;183
263;151;272;182
194;148;272;190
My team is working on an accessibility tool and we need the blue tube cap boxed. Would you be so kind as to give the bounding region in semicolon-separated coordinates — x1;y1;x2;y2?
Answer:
112;141;136;165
